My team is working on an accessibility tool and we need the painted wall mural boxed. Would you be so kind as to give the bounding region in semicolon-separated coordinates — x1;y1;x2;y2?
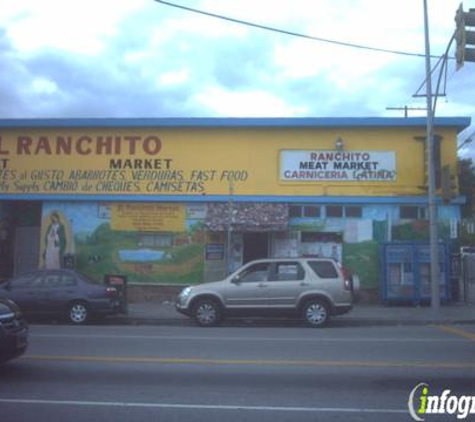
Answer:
287;204;460;290
41;202;206;284
39;201;462;289
288;215;379;288
40;210;75;269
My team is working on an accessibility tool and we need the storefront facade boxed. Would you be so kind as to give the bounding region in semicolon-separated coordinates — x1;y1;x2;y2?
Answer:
0;117;470;296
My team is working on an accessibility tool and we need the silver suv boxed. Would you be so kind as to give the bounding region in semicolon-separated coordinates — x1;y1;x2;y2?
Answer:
176;258;356;327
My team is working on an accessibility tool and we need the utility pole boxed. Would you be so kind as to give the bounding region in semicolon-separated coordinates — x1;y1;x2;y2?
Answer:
417;2;475;314
423;0;440;314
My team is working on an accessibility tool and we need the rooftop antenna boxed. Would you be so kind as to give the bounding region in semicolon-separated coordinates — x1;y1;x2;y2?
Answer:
386;106;428;117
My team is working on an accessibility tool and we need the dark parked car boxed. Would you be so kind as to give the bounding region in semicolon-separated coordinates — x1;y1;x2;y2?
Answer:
0;296;28;364
0;269;123;325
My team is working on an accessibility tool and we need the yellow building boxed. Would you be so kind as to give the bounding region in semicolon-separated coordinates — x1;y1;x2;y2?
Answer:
0;117;470;299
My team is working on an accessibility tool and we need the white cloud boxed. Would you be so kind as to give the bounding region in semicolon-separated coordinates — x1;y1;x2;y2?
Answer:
194;87;308;117
0;0;474;147
158;69;190;86
2;0;147;55
30;77;58;95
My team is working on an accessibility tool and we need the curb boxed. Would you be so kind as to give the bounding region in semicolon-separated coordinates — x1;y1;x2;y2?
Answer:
108;315;475;328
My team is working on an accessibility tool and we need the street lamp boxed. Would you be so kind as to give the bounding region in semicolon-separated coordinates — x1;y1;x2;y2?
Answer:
335;136;344;151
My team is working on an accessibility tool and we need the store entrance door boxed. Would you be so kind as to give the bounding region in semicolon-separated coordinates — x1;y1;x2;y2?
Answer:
14;226;41;275
243;233;268;264
11;201;42;276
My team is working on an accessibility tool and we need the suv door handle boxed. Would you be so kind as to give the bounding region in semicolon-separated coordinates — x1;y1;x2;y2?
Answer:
300;282;310;286
257;283;268;288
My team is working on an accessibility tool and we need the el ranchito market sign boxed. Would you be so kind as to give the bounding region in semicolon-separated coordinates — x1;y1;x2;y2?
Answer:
0;132;249;196
280;150;397;182
0;131;400;198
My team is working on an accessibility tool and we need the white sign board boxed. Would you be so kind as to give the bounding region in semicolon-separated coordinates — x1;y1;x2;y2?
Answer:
186;204;207;219
280;150;396;182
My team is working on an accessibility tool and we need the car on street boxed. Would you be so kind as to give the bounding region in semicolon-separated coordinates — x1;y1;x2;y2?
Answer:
0;296;28;364
0;269;124;325
176;258;356;327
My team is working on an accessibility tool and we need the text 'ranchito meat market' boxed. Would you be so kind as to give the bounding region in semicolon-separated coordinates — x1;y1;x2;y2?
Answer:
280;150;397;181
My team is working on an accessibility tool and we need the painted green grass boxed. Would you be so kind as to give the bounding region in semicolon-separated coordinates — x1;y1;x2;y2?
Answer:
342;241;381;289
75;223;204;285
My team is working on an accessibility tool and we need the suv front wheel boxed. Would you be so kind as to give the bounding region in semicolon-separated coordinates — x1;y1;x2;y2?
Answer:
302;299;329;328
192;298;222;327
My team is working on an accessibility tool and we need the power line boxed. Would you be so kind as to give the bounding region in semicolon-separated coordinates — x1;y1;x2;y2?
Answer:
458;128;475;150
154;0;445;59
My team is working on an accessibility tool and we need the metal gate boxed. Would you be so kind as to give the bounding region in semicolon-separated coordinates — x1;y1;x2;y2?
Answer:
382;242;450;304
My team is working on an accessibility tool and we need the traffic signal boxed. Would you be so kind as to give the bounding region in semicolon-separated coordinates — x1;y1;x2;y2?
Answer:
441;165;457;203
455;4;475;70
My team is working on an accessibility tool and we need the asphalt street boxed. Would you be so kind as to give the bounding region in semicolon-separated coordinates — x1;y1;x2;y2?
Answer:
1;324;474;422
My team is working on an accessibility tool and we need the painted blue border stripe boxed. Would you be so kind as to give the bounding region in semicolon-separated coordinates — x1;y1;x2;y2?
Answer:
0;194;464;205
0;116;470;130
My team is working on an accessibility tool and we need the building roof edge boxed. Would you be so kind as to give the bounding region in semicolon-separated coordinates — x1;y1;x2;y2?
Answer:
0;116;470;131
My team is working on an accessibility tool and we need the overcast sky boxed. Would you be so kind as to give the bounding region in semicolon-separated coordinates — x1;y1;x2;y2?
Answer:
1;0;475;157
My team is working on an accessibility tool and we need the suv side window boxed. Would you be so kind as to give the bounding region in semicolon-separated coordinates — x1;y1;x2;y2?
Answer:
238;263;270;282
271;262;305;281
308;260;338;278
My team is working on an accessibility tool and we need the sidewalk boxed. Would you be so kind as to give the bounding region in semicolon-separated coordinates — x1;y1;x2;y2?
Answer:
114;301;475;327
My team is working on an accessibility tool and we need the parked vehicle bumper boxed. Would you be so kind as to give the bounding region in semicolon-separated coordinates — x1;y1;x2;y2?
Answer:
0;325;28;363
175;302;191;317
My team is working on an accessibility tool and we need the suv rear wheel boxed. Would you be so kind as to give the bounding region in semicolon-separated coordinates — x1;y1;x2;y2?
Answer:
192;299;222;327
302;299;329;328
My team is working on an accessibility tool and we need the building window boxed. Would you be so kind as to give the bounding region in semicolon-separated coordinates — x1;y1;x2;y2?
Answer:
324;205;363;218
291;205;359;219
303;206;321;218
345;206;362;218
289;205;321;218
289;205;302;218
400;206;427;219
326;206;343;218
